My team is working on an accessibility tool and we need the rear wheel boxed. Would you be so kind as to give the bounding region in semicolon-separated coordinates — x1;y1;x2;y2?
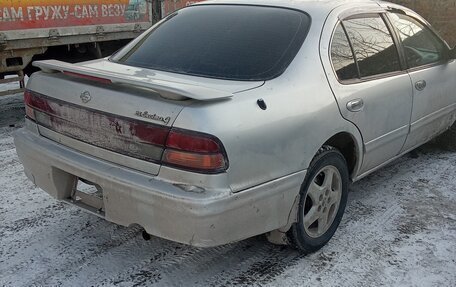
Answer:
288;146;349;253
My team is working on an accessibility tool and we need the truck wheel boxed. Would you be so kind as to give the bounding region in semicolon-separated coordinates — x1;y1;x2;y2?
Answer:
435;122;456;151
287;146;349;254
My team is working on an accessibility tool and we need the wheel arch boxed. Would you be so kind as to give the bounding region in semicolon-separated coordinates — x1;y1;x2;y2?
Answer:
322;131;362;181
275;128;363;237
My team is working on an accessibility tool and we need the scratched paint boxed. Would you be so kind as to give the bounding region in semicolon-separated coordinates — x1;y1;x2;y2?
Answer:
0;0;150;31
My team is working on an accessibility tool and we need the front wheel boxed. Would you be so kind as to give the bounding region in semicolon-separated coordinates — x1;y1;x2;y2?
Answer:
288;146;349;254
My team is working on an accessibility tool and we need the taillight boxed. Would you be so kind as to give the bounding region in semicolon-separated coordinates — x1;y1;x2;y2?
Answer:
24;90;36;120
24;90;229;174
24;89;54;115
166;131;220;153
163;129;228;173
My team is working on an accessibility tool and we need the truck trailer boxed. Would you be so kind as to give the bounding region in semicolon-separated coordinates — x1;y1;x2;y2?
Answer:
0;0;203;95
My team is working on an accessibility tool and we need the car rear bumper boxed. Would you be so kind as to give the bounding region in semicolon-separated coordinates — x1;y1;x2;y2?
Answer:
14;126;305;247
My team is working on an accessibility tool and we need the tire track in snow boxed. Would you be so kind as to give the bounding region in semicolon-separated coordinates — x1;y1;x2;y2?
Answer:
64;236;198;286
2;223;144;286
93;237;300;286
99;239;249;286
205;244;304;287
27;225;145;287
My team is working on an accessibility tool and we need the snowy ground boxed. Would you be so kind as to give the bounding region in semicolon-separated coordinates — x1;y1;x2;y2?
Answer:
0;93;455;286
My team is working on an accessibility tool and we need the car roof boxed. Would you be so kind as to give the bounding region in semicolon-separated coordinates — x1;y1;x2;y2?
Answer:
196;0;383;16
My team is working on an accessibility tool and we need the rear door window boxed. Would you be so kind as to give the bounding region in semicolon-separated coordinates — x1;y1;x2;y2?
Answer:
343;15;401;78
331;24;359;81
112;5;311;81
388;13;447;69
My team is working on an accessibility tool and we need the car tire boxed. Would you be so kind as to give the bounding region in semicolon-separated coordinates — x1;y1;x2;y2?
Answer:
287;146;349;254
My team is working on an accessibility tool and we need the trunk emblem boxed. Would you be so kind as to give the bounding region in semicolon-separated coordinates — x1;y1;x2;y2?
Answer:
135;111;171;125
80;91;92;103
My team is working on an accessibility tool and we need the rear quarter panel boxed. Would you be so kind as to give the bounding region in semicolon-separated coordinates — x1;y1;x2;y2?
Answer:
173;17;364;192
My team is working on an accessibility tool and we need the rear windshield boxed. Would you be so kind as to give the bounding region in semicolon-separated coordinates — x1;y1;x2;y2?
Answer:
111;5;311;81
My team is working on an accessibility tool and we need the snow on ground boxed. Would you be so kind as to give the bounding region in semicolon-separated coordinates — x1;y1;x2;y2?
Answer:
0;93;455;286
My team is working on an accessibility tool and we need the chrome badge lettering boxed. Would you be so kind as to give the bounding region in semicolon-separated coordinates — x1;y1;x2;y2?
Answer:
135;111;171;125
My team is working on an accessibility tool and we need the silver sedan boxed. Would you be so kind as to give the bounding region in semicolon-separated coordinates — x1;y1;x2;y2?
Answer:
14;0;456;253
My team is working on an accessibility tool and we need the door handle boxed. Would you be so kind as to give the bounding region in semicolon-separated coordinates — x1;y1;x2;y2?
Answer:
415;80;427;91
347;99;364;112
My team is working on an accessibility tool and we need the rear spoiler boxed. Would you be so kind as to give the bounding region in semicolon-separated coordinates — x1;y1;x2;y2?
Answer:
33;60;233;101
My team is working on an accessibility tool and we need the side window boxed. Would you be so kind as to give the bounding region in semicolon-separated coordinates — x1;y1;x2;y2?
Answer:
388;13;446;68
343;15;401;78
331;24;359;81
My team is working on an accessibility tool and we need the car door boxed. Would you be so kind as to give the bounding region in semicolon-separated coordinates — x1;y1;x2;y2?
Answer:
325;13;413;175
387;12;456;152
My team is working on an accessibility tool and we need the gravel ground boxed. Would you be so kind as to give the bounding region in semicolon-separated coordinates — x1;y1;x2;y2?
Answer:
0;93;455;287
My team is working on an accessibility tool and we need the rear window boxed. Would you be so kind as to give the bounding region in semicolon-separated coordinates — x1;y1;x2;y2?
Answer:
111;5;311;81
